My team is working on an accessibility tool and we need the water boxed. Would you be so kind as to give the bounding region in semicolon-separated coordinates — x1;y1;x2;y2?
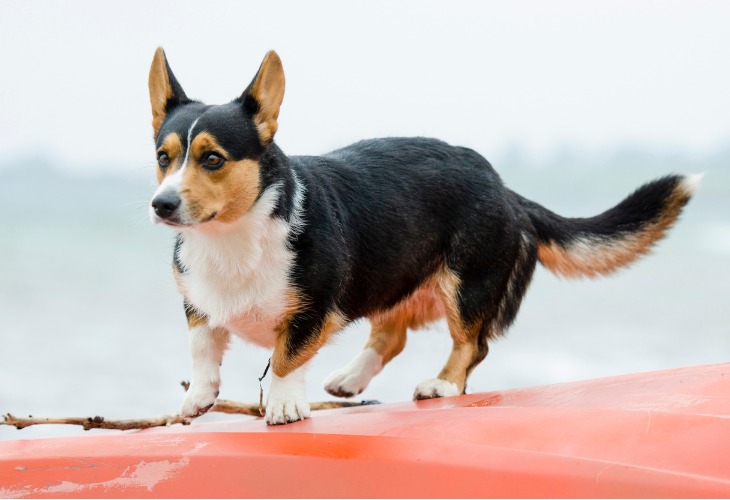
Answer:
1;157;728;441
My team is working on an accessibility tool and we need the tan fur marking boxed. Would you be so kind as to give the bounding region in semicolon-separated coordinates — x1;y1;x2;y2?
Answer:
364;271;451;365
172;266;207;328
368;279;445;333
538;183;693;278
272;310;348;378
435;267;471;343
186;309;208;329
180;132;261;224
434;266;486;392
538;240;631;278
365;320;407;365
148;48;175;138
248;51;285;144
437;342;480;390
155;133;183;184
280;287;305;323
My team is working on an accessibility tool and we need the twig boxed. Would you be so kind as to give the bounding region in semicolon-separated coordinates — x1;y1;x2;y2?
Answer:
210;398;376;415
1;379;380;431
1;399;380;431
1;413;188;431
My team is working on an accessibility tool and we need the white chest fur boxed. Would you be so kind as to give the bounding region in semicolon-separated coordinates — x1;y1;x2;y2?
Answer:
177;186;298;347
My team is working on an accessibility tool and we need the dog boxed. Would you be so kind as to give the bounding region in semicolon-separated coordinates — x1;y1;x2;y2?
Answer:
148;48;698;425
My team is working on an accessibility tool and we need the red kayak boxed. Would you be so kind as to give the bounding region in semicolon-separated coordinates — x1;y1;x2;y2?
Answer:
1;363;728;498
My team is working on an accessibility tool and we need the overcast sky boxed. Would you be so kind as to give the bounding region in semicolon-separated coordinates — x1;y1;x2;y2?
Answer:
1;0;729;173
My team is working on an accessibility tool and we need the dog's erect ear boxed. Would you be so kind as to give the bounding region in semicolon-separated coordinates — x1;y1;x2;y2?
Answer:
240;51;285;144
148;47;190;138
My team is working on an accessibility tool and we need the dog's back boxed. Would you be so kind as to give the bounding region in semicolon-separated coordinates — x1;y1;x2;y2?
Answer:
289;137;519;316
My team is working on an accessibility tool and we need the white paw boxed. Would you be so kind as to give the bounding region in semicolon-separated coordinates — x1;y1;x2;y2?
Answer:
265;397;310;425
324;348;383;398
324;368;369;398
413;378;460;400
266;364;310;425
181;384;218;418
324;347;383;398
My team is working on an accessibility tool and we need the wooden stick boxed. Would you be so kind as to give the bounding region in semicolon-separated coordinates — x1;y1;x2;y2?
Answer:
1;399;380;431
210;398;377;415
1;413;188;431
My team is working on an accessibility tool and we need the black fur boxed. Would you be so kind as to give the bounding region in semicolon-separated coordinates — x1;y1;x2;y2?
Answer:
162;56;191;116
156;103;264;161
289;138;516;319
277;137;688;359
511;175;684;249
173;234;184;274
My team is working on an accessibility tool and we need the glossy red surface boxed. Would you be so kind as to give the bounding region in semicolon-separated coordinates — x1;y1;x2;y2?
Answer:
1;363;729;498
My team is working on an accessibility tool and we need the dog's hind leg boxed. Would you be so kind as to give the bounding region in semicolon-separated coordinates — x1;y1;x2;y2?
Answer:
414;233;537;400
413;320;488;399
413;268;488;399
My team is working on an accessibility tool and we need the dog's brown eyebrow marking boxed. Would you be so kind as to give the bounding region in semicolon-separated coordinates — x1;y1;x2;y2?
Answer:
159;132;183;155
189;131;230;160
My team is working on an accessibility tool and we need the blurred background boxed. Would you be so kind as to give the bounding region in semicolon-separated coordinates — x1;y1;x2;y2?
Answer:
1;0;728;440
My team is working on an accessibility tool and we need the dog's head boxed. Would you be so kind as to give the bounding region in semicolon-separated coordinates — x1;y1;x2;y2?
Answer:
147;48;285;228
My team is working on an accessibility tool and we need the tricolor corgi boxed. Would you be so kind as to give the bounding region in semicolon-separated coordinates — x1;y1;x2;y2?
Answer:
148;48;698;425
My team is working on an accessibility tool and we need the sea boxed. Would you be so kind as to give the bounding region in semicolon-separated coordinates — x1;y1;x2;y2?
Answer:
1;148;728;440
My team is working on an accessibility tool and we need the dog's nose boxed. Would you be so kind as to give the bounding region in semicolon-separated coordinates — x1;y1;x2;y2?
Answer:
151;191;181;219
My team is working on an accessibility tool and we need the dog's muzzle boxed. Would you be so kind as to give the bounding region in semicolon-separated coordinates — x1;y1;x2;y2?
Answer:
151;190;182;221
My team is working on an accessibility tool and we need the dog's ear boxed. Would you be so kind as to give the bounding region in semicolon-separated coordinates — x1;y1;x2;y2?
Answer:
240;51;285;144
148;47;190;138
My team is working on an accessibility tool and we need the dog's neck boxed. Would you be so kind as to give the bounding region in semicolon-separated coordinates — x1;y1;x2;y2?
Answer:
259;143;302;229
174;146;304;327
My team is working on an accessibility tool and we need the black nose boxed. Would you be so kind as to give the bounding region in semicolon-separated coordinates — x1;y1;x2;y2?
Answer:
151;191;181;219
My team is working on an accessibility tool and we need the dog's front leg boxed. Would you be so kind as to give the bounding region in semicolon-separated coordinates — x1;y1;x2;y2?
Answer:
266;311;347;425
265;362;311;425
181;310;230;418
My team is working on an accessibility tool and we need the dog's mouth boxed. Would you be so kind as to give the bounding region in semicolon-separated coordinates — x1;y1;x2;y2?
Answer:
153;211;218;228
159;218;185;227
200;211;218;223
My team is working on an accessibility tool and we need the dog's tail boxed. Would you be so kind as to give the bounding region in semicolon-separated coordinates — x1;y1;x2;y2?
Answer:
512;174;701;278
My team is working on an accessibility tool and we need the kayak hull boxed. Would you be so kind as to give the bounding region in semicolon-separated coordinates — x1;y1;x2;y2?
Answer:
2;363;729;498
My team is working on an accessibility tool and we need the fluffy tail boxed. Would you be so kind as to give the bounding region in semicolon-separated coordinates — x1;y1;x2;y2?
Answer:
513;174;702;278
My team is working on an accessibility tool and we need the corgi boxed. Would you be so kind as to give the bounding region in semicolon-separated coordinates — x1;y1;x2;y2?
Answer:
148;48;699;425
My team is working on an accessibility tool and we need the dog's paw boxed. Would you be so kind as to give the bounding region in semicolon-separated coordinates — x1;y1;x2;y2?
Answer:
181;385;218;418
324;348;382;398
324;368;370;398
413;378;460;400
265;397;310;425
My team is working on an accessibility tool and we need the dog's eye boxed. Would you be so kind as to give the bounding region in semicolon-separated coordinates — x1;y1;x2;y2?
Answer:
157;152;170;169
202;153;225;171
